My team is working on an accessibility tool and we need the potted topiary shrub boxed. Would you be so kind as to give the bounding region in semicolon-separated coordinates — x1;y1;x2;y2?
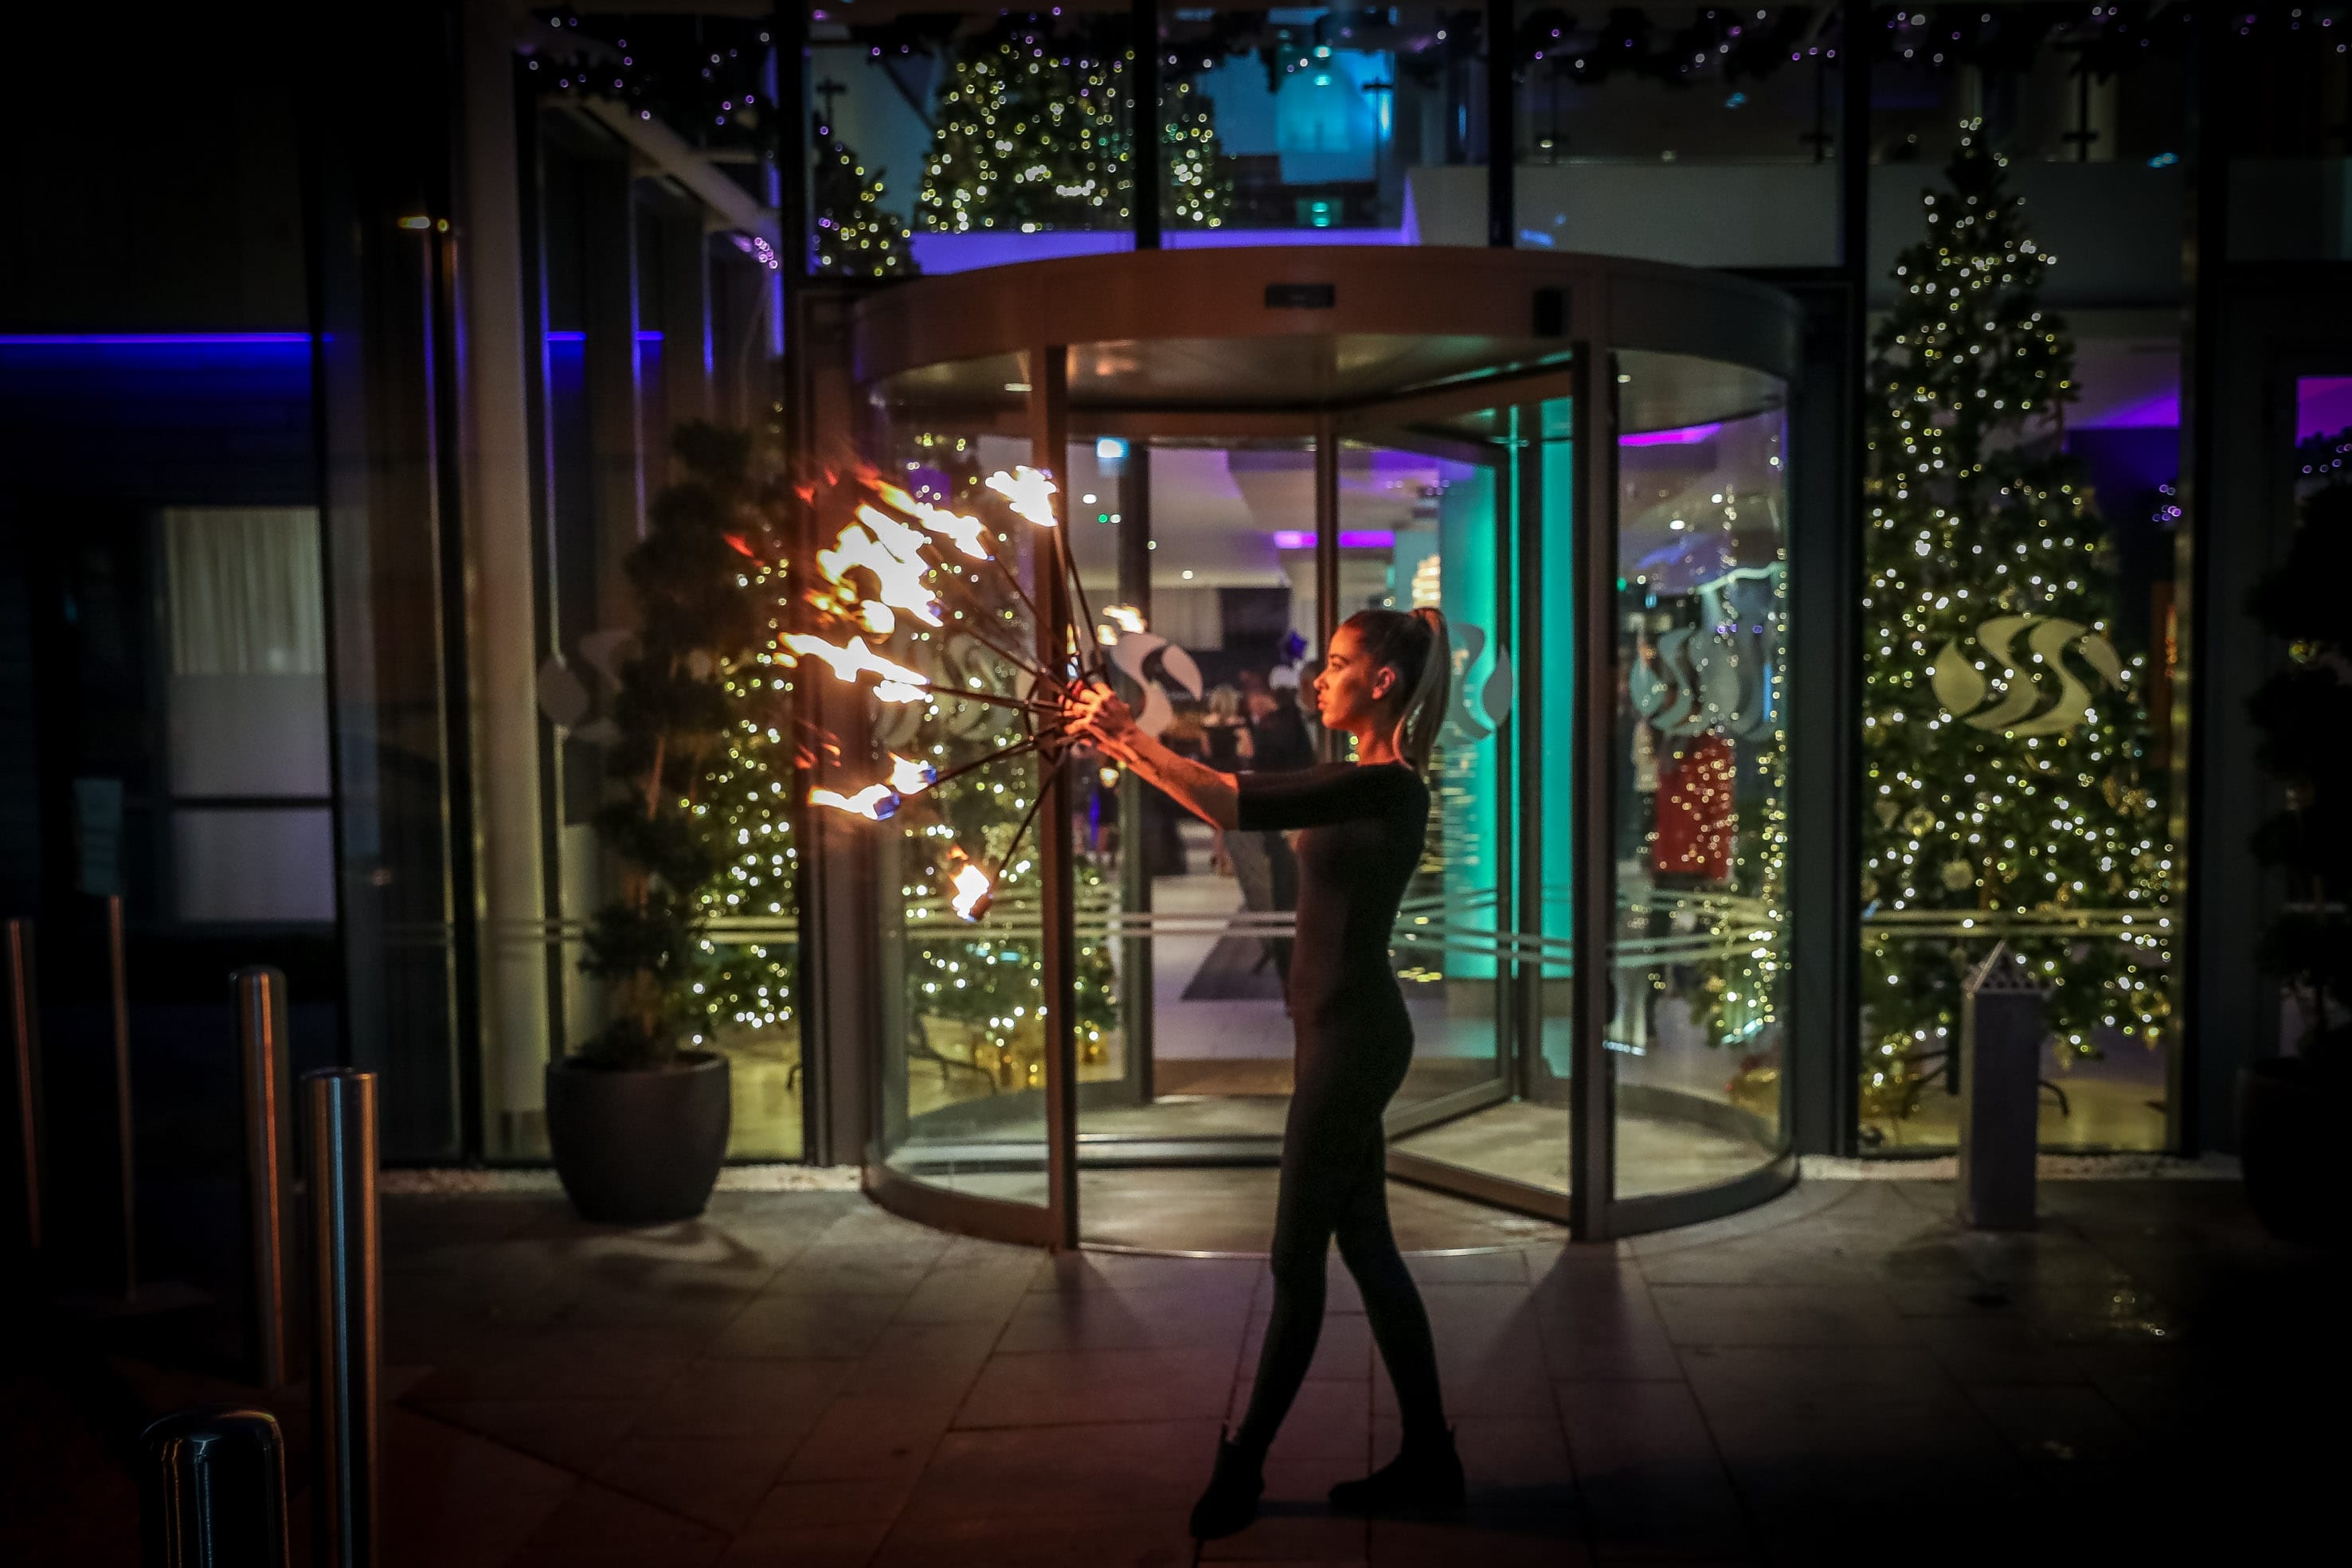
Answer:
546;424;787;1224
2239;466;2352;1245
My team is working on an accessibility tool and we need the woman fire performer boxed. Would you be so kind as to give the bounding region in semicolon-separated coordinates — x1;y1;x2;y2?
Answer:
1063;607;1462;1540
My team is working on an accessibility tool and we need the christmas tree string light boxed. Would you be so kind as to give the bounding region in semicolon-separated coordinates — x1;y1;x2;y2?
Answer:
918;17;1232;233
1856;121;2172;1136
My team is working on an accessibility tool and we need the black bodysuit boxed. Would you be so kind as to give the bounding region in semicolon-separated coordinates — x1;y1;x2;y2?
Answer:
1229;762;1447;1453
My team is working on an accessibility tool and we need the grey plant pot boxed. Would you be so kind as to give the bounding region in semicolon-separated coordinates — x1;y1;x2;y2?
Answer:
546;1050;730;1224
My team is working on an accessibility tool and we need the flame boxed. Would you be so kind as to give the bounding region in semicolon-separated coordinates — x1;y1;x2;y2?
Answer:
1094;623;1118;647
1102;604;1146;635
858;600;895;635
889;753;938;794
816;523;941;627
854;503;935;568
986;466;1059;528
871;481;992;561
781;634;931;698
810;784;901;820
950;862;994;921
722;532;757;559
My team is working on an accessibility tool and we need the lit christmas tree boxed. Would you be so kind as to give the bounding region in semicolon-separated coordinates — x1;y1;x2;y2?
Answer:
1857;122;2171;1132
580;424;796;1065
812;114;918;279
918;18;1231;233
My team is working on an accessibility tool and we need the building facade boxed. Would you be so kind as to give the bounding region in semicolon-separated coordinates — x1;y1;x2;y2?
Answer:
2;2;2346;1243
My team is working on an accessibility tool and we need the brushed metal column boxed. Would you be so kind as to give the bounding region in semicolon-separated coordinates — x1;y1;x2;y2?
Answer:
305;1069;380;1568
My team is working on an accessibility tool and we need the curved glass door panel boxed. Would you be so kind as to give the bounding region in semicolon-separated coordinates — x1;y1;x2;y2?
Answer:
864;419;1055;1215
1364;395;1572;1207
1608;367;1792;1200
1328;436;1513;1128
1073;436;1320;1176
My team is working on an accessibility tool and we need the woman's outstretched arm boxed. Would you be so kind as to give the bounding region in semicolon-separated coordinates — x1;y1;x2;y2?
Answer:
1064;682;1239;830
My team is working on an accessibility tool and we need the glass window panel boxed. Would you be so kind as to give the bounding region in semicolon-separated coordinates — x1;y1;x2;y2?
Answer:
172;807;336;924
1161;7;1481;241
812;10;1137;278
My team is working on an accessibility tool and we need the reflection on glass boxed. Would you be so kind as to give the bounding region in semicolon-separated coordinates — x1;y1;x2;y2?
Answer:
870;425;1056;1207
810;11;1137;276
1160;8;1480;238
1611;389;1790;1198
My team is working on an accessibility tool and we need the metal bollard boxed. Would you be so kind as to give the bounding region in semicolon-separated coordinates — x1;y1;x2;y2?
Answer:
1957;942;2048;1231
235;968;294;1389
139;1406;292;1568
107;892;138;1296
305;1069;380;1568
6;917;42;1253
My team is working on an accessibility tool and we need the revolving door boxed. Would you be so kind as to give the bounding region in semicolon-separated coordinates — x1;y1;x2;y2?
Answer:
846;248;1802;1246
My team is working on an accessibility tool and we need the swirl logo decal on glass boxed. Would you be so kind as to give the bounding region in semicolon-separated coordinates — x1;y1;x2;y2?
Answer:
1107;631;1205;737
1629;567;1781;741
1444;621;1516;741
1928;614;2123;737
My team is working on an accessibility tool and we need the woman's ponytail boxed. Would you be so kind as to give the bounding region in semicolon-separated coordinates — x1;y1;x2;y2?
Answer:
1396;607;1452;776
1341;605;1453;776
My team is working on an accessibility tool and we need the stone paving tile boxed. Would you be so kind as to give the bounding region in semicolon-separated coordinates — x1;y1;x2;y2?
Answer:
1960;1382;2144;1472
413;1396;644;1474
1556;1379;1750;1563
1227;1375;1373;1460
1241;1304;1376;1379
382;1406;575;1568
589;1433;800;1533
872;1507;1200;1567
784;1390;964;1484
1047;1249;1266;1294
894;1269;1035;1326
840;1320;1006;1395
710;1291;908;1359
957;1347;1243;1426
997;1277;1258;1353
501;1476;730;1568
632;1357;857;1440
1908;1314;2093;1386
1200;1456;1372;1563
1403;1249;1531;1286
902;1420;1226;1523
1649;1285;1915;1347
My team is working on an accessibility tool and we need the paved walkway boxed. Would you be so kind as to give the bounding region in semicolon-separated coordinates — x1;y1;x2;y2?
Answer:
7;1174;2340;1565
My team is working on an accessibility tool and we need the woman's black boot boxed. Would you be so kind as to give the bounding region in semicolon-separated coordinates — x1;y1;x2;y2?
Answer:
1329;1426;1465;1517
1189;1429;1266;1540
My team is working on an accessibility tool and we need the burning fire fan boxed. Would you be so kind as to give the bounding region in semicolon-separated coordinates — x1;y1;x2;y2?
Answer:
790;461;1136;924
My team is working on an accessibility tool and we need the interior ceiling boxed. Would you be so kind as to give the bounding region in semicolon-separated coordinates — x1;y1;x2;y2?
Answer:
959;436;1450;592
877;340;1780;434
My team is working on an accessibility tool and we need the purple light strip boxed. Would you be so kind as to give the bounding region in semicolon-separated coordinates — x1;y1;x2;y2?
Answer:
0;332;312;346
1619;421;1722;448
545;330;666;343
1272;529;1395;550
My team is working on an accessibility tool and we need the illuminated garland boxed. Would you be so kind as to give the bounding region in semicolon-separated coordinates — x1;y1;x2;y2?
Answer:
1857;121;2172;1132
